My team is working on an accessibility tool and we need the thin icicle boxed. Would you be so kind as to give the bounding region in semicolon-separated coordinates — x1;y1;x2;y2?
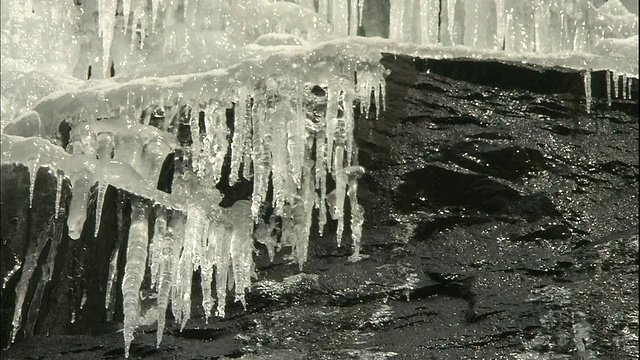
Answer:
94;181;108;237
627;76;632;100
105;192;127;320
621;74;627;99
583;70;592;114
122;197;150;359
315;130;328;235
28;159;39;208
325;87;339;171
333;155;346;246
54;171;63;219
230;89;248;185
242;96;254;182
605;70;611;107
344;91;356;166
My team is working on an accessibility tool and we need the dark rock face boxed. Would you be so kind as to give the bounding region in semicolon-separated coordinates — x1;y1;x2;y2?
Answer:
1;53;638;359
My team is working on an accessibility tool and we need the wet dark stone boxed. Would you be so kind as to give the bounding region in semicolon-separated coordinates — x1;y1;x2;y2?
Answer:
2;52;638;359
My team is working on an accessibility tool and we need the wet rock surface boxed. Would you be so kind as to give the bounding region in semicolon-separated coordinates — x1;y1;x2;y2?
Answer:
2;53;638;359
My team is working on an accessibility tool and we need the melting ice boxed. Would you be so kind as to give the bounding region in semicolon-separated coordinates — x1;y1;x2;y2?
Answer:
0;0;637;357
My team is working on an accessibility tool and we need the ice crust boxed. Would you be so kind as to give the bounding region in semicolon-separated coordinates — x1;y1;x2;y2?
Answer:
1;0;638;357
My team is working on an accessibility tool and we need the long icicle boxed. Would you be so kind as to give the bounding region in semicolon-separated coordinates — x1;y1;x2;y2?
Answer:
122;197;150;359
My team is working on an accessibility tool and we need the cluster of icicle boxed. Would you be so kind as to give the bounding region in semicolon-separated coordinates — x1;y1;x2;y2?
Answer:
389;0;638;53
3;18;386;360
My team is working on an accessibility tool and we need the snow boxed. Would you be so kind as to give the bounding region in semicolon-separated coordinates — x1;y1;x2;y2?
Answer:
1;0;638;357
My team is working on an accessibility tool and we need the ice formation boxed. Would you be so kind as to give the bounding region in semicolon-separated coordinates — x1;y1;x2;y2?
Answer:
0;0;637;357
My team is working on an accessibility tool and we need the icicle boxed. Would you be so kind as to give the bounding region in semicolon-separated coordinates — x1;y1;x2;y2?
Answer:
229;200;254;308
122;197;150;359
25;224;61;336
99;0;118;78
67;173;92;240
343;92;355;166
345;166;366;262
349;0;359;35
169;210;185;328
242;96;254;182
315;130;328;235
94;181;108;237
622;74;628;99
627;76;632;100
358;0;365;28
156;212;182;347
230;89;248;185
250;97;272;221
189;108;202;174
325;87;339;171
389;0;406;42
605;70;612;107
420;0;440;45
214;213;232;318
201;221;218;323
104;245;120;316
105;192;127;320
151;0;161;32
54;171;63;219
149;207;168;289
583;70;591;114
612;71;619;99
333;151;346;246
175;202;209;330
332;0;349;35
122;0;132;33
28;158;39;208
287;86;306;190
448;0;457;45
10;222;55;344
202;104;229;185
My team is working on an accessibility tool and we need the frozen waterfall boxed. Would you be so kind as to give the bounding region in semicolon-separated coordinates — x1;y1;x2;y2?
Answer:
1;0;637;357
